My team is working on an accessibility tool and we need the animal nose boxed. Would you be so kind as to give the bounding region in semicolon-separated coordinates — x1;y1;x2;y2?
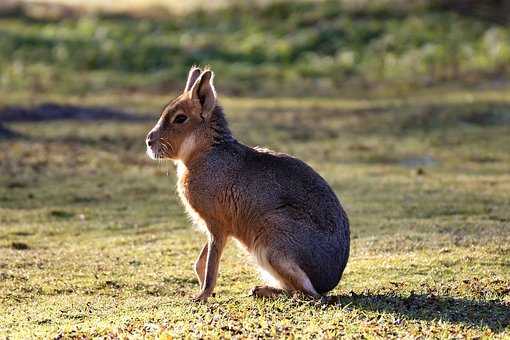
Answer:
146;131;157;147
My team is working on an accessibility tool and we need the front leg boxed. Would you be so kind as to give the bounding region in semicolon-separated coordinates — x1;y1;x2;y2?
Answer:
193;234;226;302
194;243;208;289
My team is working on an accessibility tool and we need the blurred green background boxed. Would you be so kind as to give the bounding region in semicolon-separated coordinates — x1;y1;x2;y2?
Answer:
1;0;510;97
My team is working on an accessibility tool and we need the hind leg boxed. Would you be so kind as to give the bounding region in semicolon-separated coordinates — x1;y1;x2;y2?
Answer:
253;249;320;298
251;285;286;298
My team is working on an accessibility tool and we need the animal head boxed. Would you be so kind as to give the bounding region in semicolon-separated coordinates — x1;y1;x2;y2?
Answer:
146;66;218;162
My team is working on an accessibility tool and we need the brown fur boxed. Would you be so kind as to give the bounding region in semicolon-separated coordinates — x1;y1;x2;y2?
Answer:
146;67;350;301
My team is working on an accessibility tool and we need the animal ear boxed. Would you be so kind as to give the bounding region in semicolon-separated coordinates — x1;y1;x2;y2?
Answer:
184;66;202;92
190;70;217;118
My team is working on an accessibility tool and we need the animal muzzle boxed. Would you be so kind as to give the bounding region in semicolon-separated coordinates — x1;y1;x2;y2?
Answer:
145;129;161;159
146;130;158;148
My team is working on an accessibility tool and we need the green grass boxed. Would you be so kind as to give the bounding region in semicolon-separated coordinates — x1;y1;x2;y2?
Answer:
1;1;510;96
1;88;509;338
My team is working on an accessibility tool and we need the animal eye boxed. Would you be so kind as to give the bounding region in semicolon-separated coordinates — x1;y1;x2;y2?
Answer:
172;114;188;124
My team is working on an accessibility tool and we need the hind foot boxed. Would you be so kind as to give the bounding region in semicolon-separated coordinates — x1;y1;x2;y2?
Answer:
251;285;287;298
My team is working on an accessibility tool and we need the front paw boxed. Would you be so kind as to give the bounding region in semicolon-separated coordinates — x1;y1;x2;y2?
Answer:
192;291;211;302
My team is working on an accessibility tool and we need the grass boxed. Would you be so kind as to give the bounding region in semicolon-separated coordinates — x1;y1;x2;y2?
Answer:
1;1;510;96
0;87;509;338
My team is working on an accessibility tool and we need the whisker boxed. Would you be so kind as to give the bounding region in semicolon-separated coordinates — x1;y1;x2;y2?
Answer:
159;139;174;157
162;142;170;152
159;145;168;158
160;139;171;150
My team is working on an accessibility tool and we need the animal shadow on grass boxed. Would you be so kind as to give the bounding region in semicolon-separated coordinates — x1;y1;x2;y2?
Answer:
327;292;510;332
